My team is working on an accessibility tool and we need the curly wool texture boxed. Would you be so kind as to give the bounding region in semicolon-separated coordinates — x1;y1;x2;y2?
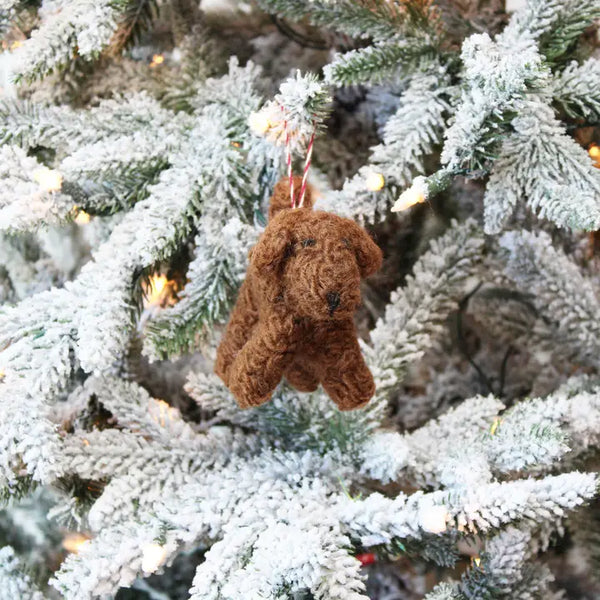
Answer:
268;176;315;219
215;176;383;410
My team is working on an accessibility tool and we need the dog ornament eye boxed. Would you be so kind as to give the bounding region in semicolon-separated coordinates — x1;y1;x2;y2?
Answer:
341;238;351;248
301;238;316;248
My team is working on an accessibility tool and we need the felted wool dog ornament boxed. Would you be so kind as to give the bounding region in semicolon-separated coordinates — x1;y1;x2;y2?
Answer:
215;176;383;411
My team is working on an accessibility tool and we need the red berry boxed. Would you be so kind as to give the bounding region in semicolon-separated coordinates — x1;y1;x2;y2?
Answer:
356;552;376;566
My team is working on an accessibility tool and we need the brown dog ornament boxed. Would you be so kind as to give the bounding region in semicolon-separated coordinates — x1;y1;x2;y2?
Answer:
215;176;383;411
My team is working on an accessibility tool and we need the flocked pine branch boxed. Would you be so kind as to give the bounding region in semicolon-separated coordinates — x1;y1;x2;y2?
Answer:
396;0;600;233
483;98;600;233
0;61;264;380
0;94;183;167
368;68;452;183
509;0;600;62
54;411;595;600
426;582;462;600
0;95;179;218
254;0;409;40
57;93;195;212
319;67;453;221
10;0;159;81
0;145;72;232
0;232;58;300
428;527;561;600
55;376;260;533
69;375;201;444
0;546;44;600
366;219;484;399
323;0;442;87
437;21;545;178
185;371;600;490
391;4;545;213
552;58;600;122
143;217;259;360
42;377;261;596
0;288;78;484
191;471;594;598
267;0;444;95
324;36;440;86
394;381;600;489
498;229;600;365
341;471;596;549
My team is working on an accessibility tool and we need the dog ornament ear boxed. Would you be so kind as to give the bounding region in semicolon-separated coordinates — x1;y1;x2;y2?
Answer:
249;211;300;303
342;219;383;278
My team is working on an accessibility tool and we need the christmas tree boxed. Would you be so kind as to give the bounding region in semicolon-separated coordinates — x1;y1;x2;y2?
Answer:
1;0;600;598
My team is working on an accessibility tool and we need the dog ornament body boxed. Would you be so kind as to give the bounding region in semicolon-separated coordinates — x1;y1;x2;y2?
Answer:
215;177;383;411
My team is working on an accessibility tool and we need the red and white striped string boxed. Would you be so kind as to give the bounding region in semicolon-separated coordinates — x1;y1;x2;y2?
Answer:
298;127;315;208
281;106;316;209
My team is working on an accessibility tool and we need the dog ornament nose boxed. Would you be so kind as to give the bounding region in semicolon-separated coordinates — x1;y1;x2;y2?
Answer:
326;291;341;314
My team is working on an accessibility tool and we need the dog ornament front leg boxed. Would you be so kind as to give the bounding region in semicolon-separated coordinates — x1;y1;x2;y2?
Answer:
228;314;299;409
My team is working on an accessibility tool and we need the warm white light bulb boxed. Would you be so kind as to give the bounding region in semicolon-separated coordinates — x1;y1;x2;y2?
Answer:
62;532;90;554
141;543;167;574
149;398;178;427
365;171;385;192
248;111;271;135
33;167;62;192
75;210;91;225
419;505;449;534
145;274;168;306
392;185;426;212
